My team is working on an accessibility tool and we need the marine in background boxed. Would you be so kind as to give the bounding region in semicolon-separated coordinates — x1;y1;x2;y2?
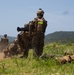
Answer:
0;34;9;51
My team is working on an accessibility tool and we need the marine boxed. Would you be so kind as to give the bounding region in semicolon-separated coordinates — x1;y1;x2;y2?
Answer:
17;8;47;58
0;34;9;51
4;39;21;58
29;8;47;57
17;24;32;58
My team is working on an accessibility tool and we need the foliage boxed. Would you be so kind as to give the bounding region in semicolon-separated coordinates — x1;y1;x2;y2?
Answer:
45;31;74;44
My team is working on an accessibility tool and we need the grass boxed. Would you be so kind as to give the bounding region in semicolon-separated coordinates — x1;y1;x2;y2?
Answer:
0;43;74;75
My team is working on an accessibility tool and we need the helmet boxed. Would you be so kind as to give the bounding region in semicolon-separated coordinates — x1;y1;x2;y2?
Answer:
37;8;44;15
4;34;7;37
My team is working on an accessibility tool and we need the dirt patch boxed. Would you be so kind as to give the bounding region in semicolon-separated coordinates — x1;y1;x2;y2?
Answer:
0;52;4;60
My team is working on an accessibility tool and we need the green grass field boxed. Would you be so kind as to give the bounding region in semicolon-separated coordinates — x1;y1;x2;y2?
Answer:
0;43;74;75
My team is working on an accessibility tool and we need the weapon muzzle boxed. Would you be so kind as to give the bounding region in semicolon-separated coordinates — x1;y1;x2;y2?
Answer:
17;27;21;32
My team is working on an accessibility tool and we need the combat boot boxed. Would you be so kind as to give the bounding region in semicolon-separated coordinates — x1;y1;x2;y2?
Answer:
20;49;29;58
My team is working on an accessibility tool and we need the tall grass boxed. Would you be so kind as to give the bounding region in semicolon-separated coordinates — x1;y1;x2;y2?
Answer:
0;43;74;75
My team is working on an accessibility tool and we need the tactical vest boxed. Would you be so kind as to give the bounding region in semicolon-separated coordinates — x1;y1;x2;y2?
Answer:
34;18;47;33
1;38;8;45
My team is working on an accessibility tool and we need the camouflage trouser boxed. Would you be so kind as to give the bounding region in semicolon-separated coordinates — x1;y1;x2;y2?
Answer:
32;33;44;57
17;32;30;58
0;44;8;51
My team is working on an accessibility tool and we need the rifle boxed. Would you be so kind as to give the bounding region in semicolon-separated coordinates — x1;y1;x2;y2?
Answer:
17;24;29;32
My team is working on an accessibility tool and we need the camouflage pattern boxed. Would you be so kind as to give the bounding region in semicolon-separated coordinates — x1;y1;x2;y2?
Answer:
32;33;44;57
70;55;74;61
0;34;9;51
17;8;47;58
56;55;72;64
17;24;29;32
4;41;21;58
29;17;47;57
17;31;32;58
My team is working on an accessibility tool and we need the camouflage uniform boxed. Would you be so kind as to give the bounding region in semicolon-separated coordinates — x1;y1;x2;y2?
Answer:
0;34;9;50
17;30;31;58
4;39;21;58
17;9;47;58
29;8;47;57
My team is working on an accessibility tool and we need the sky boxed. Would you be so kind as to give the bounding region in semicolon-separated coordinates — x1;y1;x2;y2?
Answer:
0;0;74;37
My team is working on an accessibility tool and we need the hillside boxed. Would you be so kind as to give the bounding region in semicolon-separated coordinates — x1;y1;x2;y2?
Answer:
0;31;74;44
45;31;74;43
